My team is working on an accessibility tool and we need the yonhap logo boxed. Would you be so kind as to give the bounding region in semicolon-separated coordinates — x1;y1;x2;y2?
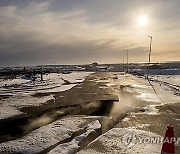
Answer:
121;132;180;149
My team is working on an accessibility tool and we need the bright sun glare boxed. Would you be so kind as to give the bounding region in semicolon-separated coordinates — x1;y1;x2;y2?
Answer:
138;15;147;25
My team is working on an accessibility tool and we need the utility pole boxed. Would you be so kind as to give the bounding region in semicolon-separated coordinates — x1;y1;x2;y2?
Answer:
147;36;152;78
122;57;124;72
126;50;129;73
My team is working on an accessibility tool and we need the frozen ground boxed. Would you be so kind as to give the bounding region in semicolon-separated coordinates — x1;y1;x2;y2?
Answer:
49;120;101;154
78;128;162;154
0;72;92;96
149;75;180;96
154;75;180;85
0;116;101;153
0;72;92;120
77;73;180;153
0;72;180;153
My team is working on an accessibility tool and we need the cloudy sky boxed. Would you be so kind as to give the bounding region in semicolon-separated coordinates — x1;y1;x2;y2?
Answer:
0;0;180;66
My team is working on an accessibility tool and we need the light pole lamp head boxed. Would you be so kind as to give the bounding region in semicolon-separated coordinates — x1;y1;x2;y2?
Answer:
148;36;152;39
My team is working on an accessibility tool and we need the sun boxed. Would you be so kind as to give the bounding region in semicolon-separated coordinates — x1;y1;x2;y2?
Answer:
138;15;147;25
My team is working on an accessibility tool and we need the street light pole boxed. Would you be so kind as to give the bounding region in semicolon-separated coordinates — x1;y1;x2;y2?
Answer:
126;50;128;73
123;57;124;72
147;36;152;78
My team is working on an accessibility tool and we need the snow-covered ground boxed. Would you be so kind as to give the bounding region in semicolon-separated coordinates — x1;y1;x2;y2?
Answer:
78;127;162;154
0;116;101;153
49;120;101;154
0;72;92;120
0;72;179;153
77;73;180;154
0;72;92;96
0;95;54;119
153;75;180;86
148;75;180;98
